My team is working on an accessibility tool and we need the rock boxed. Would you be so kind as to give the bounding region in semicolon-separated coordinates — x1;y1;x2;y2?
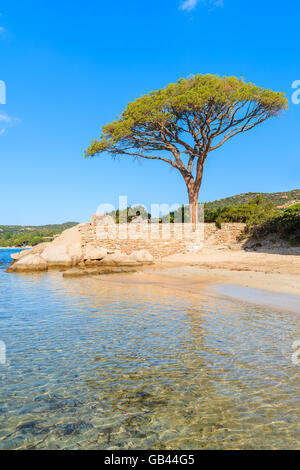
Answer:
84;244;107;260
41;245;75;267
6;220;155;275
90;214;115;226
40;226;82;267
7;254;48;272
99;252;138;266
54;421;93;437
10;251;28;260
51;225;81;247
90;213;104;225
30;242;51;255
92;266;137;274
63;266;137;277
7;225;82;273
67;242;83;259
98;250;154;267
10;243;50;261
128;249;154;264
130;216;148;224
62;268;86;278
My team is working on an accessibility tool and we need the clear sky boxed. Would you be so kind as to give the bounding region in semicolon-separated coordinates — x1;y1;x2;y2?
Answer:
0;0;299;225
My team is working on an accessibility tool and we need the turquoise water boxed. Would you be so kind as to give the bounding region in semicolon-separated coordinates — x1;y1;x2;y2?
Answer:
1;248;300;450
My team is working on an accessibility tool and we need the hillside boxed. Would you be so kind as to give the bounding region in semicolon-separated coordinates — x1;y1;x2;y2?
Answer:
0;222;78;247
204;190;300;210
1;190;299;247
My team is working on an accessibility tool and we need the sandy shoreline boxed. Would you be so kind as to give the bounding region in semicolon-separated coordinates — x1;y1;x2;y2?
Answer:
4;244;300;305
160;248;300;296
96;248;300;307
91;248;300;312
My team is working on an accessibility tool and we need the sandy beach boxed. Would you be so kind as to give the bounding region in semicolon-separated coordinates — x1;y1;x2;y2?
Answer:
163;247;300;296
92;247;300;314
96;248;300;311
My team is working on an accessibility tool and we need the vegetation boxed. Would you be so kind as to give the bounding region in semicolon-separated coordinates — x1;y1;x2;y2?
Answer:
109;206;151;223
2;191;299;247
284;202;300;216
202;197;300;246
248;203;300;246
107;194;300;248
86;74;287;224
205;189;300;210
204;196;279;229
163;195;279;227
165;196;299;246
0;222;78;247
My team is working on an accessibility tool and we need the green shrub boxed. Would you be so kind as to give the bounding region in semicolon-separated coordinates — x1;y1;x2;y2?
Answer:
248;210;300;245
284;203;300;217
204;195;279;228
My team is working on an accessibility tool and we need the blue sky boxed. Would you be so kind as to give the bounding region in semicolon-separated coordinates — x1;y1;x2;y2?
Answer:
0;0;299;225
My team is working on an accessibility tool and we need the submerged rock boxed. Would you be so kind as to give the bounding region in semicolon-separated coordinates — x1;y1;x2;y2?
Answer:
62;268;86;277
54;421;93;436
63;266;137;277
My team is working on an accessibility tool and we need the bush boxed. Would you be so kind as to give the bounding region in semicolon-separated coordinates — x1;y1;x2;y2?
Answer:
248;210;300;245
283;203;300;217
204;195;279;229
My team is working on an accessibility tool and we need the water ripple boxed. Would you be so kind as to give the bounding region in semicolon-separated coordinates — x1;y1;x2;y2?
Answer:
1;249;300;449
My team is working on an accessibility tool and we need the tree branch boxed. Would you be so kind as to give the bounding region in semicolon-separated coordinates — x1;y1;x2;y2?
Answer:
209;115;270;152
106;148;180;169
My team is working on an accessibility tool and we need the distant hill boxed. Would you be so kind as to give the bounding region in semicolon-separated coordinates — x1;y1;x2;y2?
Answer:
0;222;78;233
204;190;300;210
0;222;78;247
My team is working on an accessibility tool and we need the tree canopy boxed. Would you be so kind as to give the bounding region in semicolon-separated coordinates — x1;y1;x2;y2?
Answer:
86;74;288;224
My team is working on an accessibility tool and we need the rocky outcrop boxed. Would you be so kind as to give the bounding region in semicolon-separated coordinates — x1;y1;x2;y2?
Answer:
7;223;154;274
10;242;50;261
7;254;48;272
127;249;154;263
8;225;82;272
84;244;107;261
130;216;148;224
99;251;137;266
10;251;27;261
90;214;115;226
63;266;137;277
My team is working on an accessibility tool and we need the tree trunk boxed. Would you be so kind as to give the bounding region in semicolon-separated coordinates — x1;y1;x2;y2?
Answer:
183;157;204;229
188;187;200;229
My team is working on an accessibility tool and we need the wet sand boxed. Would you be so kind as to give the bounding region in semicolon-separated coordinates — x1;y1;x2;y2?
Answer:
163;248;300;296
92;247;300;312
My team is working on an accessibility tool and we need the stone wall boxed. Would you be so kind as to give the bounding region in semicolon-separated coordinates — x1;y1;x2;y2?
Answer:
78;222;246;259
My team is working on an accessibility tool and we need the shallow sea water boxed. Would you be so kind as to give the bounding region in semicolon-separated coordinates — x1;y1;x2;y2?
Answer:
1;249;300;450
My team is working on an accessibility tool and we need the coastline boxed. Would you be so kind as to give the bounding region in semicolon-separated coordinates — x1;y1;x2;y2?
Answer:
161;248;300;296
92;247;300;311
4;244;300;306
0;246;31;249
